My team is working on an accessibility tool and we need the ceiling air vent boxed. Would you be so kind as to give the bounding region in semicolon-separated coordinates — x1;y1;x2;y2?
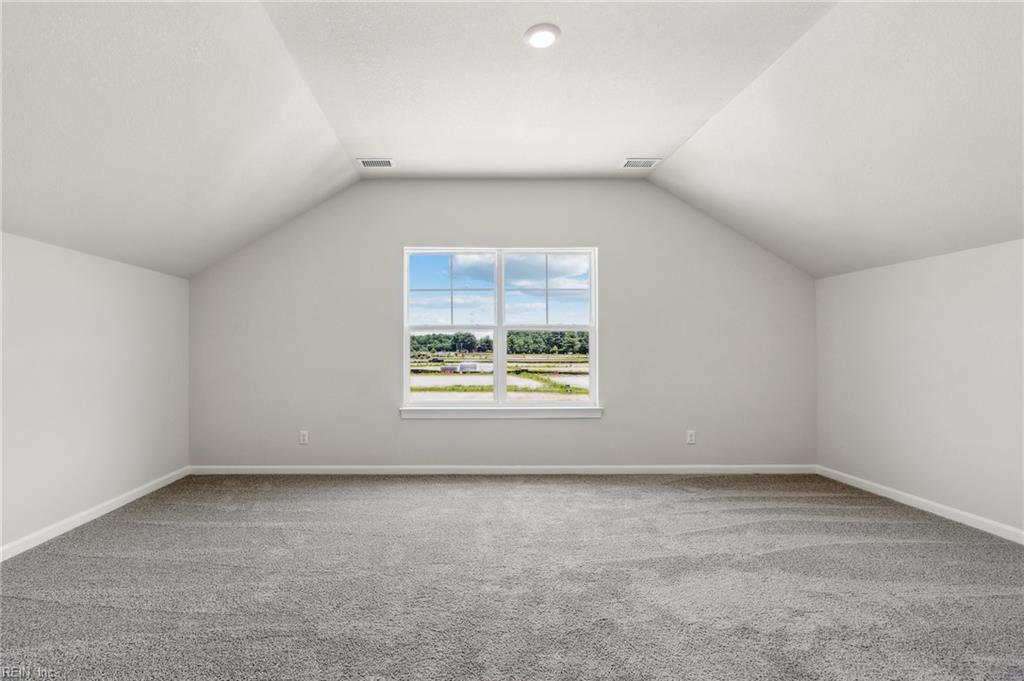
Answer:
622;158;661;169
358;158;394;169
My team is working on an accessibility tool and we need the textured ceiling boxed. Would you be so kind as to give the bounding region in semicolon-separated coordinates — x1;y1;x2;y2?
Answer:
651;2;1023;277
2;2;1019;279
262;1;831;178
2;2;357;277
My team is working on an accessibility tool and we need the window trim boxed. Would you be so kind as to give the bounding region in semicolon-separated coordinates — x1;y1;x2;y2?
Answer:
402;247;600;417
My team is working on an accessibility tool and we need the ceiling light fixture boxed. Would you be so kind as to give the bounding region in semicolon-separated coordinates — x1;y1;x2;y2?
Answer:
524;23;560;48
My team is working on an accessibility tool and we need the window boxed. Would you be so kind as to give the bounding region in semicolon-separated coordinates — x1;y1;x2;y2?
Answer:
403;248;599;417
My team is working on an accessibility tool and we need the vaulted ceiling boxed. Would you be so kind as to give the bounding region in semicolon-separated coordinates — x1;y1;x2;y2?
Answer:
2;2;357;276
3;2;1020;278
262;1;829;177
650;2;1023;277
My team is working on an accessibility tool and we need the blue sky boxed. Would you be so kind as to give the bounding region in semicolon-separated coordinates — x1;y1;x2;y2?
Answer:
409;253;496;289
409;252;590;325
504;253;589;289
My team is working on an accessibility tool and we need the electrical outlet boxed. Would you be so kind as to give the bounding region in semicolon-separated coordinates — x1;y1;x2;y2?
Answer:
298;430;310;445
686;430;696;445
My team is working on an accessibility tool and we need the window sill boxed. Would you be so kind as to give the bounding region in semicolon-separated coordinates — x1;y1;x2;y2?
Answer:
400;406;603;420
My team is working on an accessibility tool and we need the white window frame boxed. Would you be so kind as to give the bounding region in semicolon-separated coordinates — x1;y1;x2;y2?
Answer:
401;247;602;419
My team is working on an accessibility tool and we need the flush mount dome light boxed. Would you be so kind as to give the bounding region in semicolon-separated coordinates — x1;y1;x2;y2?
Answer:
524;23;560;48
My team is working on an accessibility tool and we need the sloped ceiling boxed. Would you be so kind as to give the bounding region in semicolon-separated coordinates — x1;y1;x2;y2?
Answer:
651;2;1023;278
3;2;1020;279
2;1;357;277
262;1;831;177
1;1;830;276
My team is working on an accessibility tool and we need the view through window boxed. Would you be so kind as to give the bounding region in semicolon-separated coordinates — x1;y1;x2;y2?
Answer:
405;249;597;406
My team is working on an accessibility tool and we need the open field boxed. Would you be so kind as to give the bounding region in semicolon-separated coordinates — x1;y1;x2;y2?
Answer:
409;331;590;401
409;354;589;399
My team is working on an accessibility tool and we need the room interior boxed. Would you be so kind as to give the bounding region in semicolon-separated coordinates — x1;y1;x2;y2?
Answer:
1;2;1022;679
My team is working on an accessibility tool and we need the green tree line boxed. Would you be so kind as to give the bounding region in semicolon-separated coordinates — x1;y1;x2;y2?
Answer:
411;332;493;353
411;331;588;355
508;331;588;355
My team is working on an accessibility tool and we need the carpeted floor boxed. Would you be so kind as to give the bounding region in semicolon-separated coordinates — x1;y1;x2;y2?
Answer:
1;474;1022;680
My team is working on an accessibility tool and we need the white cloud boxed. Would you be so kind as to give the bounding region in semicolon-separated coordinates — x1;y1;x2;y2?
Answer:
452;253;495;287
453;293;494;324
504;253;545;288
452;253;493;267
410;294;450;307
547;254;590;289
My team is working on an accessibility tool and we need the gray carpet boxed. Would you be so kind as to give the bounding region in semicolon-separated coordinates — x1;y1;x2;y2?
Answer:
1;474;1022;680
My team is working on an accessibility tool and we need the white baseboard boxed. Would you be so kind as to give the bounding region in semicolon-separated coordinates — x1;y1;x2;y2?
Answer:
816;466;1024;545
8;463;1016;561
0;463;813;561
188;464;818;475
0;465;191;562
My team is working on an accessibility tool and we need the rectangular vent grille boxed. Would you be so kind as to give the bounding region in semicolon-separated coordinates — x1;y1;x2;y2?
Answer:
622;158;661;169
359;158;393;168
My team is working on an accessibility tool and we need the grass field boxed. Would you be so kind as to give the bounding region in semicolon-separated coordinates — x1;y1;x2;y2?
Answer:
410;352;589;397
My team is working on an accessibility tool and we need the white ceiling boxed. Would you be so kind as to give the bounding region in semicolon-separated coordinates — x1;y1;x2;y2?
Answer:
2;2;357;277
651;2;1023;277
2;2;1020;278
262;1;831;178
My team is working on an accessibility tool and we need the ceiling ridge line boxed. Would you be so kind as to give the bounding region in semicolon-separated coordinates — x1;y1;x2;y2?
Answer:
256;0;360;178
650;2;840;181
181;1;372;279
641;177;815;279
187;177;362;281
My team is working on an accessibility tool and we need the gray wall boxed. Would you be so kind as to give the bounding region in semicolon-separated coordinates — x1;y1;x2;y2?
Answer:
2;234;190;545
190;180;817;467
817;240;1023;530
5;180;1019;547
